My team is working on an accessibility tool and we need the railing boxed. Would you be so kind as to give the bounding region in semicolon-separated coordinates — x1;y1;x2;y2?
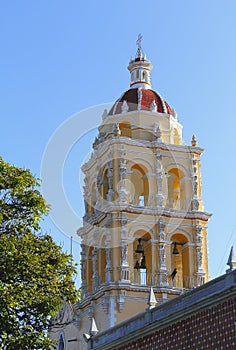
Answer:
131;271;205;289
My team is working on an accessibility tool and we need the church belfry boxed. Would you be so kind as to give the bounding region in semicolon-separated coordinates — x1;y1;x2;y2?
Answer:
77;37;211;339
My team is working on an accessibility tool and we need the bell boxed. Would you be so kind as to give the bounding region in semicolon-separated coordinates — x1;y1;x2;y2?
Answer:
134;260;140;269
135;238;144;254
140;255;146;269
172;242;179;255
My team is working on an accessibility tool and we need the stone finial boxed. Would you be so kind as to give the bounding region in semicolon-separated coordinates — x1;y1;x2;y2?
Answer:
90;317;99;336
102;109;108;121
226;246;236;272
121;100;129;113
191;135;198;147
147;287;157;309
150;99;157;112
171;108;178;119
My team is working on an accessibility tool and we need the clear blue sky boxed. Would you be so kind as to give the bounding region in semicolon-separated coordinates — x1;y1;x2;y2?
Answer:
1;0;236;282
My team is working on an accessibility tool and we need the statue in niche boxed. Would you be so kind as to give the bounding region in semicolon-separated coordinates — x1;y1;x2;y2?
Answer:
113;122;121;136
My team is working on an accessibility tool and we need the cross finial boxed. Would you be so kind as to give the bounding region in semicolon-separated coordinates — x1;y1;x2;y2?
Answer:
136;33;143;57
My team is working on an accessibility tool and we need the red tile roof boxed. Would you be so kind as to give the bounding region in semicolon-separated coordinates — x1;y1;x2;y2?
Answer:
109;88;172;115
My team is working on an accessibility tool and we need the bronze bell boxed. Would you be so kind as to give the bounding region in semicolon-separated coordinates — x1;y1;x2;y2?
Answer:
135;238;144;254
140;255;146;269
172;242;179;255
134;260;140;269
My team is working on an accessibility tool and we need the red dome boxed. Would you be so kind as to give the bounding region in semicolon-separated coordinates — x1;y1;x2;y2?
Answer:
109;88;172;115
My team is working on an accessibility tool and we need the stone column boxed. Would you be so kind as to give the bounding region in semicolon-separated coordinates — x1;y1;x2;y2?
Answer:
195;225;205;285
92;247;99;292
83;176;89;212
107;160;114;202
95;160;102;210
80;244;88;297
105;237;112;283
119;147;127;203
155;150;164;207
157;218;168;286
83;177;90;222
119;216;130;282
191;155;200;211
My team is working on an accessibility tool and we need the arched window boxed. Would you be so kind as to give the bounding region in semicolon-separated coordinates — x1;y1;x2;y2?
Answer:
167;168;185;210
98;236;106;284
58;334;65;350
142;71;147;81
100;169;108;200
119;122;131;137
133;230;152;285
169;233;190;288
90;183;96;214
136;70;139;79
131;164;149;206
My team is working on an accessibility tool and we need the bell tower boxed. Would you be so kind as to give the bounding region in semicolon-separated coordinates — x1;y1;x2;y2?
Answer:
77;38;211;345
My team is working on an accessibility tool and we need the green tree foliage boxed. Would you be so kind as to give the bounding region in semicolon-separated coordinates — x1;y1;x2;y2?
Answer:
0;157;78;349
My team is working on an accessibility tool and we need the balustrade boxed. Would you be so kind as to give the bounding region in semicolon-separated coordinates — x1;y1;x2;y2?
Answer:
130;271;204;289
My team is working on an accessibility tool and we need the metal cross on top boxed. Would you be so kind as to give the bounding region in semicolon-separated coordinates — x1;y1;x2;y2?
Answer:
136;33;143;56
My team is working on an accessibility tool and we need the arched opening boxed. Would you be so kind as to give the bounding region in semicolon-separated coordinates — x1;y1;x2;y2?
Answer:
136;70;139;79
133;230;152;285
87;247;93;292
98;237;106;284
100;169;109;200
142;71;147;81
119;122;131;138
131;72;134;82
131;164;149;206
167;168;185;210
169;233;190;288
58;334;65;350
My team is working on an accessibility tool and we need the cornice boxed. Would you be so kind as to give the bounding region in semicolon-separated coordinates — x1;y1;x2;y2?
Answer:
75;283;182;312
81;204;211;228
82;136;204;172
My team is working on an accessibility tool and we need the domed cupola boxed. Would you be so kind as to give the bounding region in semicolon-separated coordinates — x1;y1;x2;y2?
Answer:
109;88;173;115
109;34;176;117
